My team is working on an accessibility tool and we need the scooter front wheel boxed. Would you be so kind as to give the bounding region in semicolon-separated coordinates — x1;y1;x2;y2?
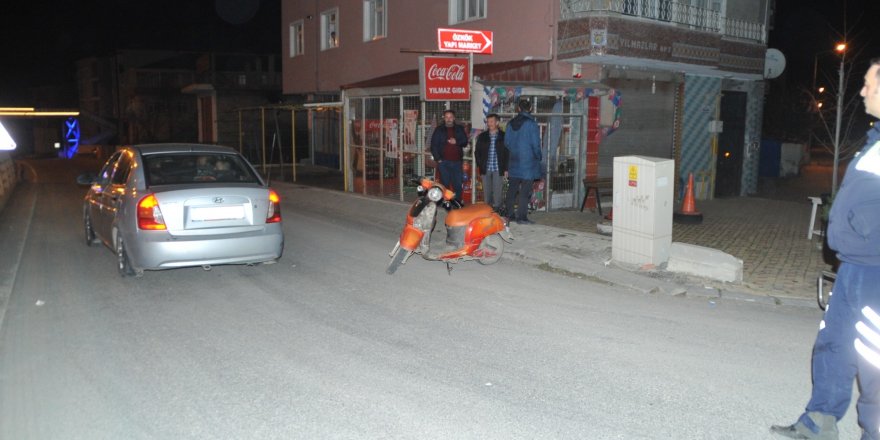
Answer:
477;234;504;265
386;248;411;275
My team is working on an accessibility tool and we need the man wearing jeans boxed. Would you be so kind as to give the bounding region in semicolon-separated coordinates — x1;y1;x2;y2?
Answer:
430;109;468;204
504;99;542;225
475;113;509;212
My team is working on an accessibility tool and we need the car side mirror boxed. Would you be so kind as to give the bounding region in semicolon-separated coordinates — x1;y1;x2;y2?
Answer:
76;172;97;186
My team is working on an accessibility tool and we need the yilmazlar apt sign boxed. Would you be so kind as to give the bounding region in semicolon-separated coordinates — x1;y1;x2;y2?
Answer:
419;56;471;101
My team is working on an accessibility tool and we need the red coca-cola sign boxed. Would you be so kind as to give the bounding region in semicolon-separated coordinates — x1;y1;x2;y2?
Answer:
419;56;470;101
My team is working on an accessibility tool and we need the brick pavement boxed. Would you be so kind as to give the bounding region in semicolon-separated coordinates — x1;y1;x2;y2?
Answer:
529;197;832;298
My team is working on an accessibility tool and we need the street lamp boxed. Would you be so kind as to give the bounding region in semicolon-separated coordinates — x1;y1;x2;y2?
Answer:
832;42;846;197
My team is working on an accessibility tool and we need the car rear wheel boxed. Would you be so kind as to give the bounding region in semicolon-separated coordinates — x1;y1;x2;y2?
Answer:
83;208;97;247
116;234;135;277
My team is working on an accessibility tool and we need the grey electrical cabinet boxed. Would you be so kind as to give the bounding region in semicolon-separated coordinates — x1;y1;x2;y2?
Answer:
611;156;675;266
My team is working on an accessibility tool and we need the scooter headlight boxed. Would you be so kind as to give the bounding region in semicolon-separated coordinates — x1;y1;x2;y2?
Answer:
427;186;443;202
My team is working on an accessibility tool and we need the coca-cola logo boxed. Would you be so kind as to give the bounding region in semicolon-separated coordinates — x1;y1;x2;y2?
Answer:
427;63;466;81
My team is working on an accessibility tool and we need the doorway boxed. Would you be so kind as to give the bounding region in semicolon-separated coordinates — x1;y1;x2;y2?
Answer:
715;91;746;197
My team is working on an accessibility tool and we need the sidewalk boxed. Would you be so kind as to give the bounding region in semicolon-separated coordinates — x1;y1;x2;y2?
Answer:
287;161;834;306
528;197;829;303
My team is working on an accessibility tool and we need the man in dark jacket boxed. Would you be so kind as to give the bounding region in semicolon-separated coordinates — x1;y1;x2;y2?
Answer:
430;110;469;203
474;113;509;212
503;99;542;224
772;57;880;440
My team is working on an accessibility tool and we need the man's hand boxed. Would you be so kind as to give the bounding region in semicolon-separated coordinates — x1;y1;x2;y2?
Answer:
447;137;456;144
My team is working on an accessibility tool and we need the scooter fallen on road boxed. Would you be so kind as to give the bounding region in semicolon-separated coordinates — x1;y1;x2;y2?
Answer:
386;177;513;275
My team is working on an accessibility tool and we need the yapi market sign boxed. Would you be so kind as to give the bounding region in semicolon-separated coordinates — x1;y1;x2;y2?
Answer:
437;28;493;55
419;56;471;101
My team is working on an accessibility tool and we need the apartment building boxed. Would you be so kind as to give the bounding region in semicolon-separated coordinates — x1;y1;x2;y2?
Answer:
76;50;281;154
282;0;772;205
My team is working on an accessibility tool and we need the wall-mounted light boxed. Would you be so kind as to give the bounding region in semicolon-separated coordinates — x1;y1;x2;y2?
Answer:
0;121;16;151
0;110;80;116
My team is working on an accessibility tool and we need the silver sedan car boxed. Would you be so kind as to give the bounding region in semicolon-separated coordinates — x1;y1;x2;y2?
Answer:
82;144;284;276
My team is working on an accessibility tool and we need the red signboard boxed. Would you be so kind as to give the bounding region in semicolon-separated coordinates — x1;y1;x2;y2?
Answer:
419;56;471;101
437;28;494;55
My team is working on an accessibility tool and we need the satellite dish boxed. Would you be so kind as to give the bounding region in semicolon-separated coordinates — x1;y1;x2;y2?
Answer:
764;48;786;79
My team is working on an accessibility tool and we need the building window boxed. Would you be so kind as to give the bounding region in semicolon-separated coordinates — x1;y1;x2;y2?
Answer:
363;0;386;41
321;9;339;50
449;0;486;24
289;20;304;57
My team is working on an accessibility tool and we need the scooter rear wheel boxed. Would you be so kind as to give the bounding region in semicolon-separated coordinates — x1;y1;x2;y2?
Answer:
386;248;410;274
477;234;504;265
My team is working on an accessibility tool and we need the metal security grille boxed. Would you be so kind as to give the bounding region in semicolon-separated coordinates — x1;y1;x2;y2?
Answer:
497;95;585;211
348;95;473;202
346;92;587;211
598;79;675;179
234;106;304;182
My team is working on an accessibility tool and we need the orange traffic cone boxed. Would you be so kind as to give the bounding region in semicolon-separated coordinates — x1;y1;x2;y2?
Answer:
673;173;703;224
604;208;613;221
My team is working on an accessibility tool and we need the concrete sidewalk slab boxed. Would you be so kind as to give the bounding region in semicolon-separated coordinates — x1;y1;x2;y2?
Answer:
667;242;744;283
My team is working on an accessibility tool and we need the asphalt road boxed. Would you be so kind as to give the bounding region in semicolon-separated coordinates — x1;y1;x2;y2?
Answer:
0;177;860;439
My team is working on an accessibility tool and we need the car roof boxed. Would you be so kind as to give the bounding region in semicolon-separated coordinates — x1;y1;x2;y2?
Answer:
129;143;239;156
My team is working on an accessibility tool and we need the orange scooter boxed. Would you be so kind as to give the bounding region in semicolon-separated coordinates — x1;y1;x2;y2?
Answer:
386;177;513;274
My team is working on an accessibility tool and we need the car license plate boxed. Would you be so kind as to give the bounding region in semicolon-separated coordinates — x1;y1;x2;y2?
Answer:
190;205;245;221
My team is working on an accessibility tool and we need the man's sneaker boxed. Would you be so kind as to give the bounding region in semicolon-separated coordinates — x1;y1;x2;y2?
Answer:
770;412;838;440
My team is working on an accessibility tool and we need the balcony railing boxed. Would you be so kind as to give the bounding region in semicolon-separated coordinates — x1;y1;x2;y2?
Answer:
561;0;766;43
724;17;766;43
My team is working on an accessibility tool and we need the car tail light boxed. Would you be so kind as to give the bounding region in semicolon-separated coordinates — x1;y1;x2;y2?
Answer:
137;194;166;230
266;189;281;223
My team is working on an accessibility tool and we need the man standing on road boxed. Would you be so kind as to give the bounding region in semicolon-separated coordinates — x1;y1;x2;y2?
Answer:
430;109;469;204
504;99;542;225
771;57;880;440
474;113;509;213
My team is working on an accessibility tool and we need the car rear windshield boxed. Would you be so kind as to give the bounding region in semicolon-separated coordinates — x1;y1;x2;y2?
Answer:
143;153;261;185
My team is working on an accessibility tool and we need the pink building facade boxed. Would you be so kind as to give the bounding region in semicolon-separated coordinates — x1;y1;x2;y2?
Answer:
281;0;772;205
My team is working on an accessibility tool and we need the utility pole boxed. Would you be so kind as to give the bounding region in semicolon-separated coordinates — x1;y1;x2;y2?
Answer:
832;43;846;197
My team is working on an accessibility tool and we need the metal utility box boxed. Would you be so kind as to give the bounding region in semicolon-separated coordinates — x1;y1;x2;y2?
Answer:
611;156;675;266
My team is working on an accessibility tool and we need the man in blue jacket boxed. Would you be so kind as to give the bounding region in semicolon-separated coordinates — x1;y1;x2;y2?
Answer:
504;99;542;225
772;57;880;440
430;110;469;203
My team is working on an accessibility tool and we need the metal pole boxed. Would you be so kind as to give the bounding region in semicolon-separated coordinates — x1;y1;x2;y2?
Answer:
291;109;297;182
260;107;267;174
832;52;845;197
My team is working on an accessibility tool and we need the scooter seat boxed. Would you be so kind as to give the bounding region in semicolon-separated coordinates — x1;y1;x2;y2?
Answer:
446;203;494;227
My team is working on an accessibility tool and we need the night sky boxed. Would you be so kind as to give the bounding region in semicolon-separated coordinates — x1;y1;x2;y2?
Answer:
770;0;880;86
0;0;877;104
0;0;281;104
